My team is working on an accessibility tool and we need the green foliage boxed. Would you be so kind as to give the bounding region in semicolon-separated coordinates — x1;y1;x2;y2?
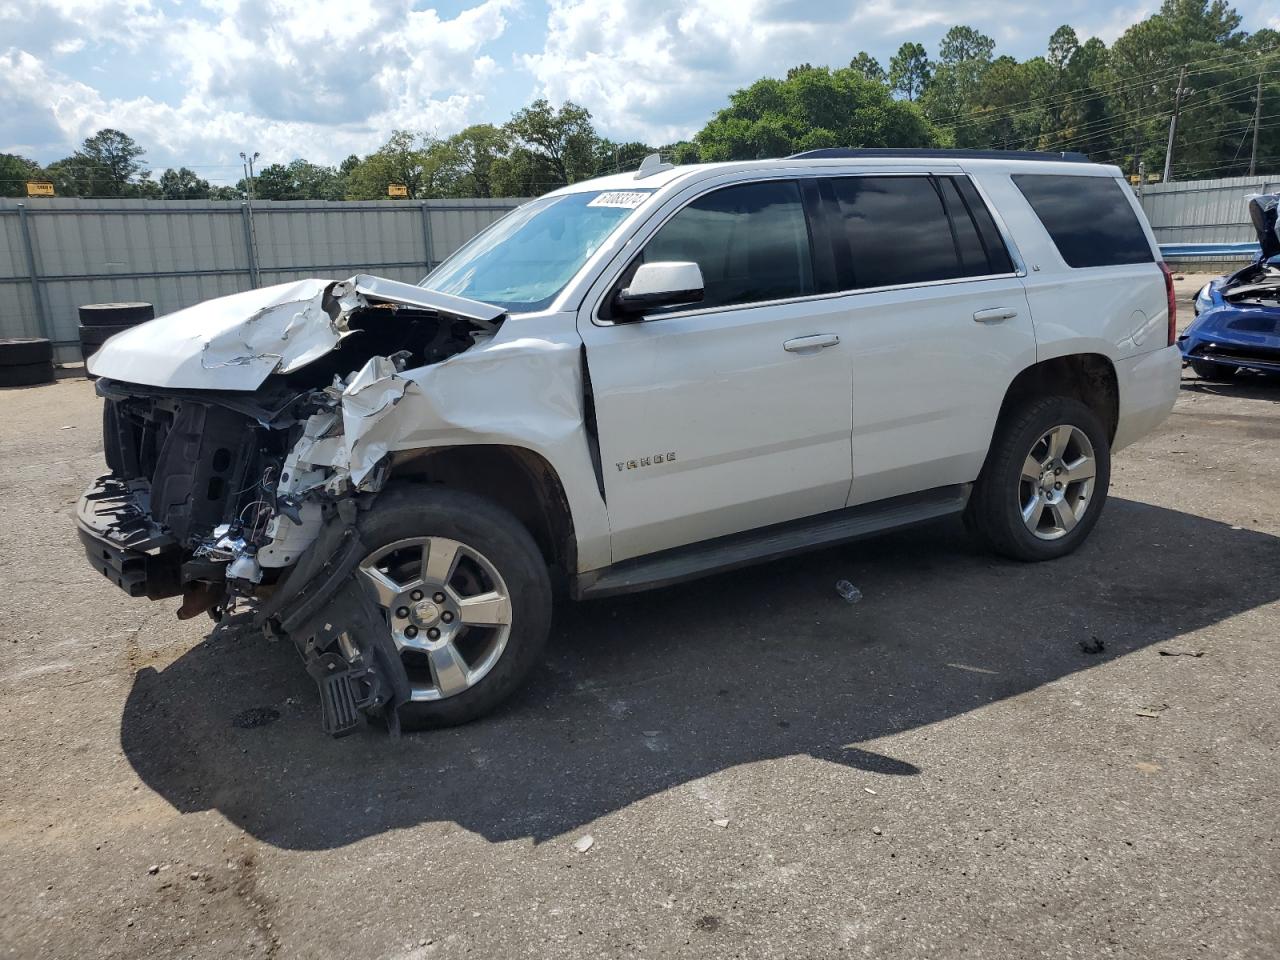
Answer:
502;99;597;189
159;167;211;199
889;42;932;101
849;52;887;84
0;153;45;197
251;159;343;200
694;66;938;160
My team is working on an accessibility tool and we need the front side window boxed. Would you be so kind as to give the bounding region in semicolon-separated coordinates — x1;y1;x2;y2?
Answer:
1012;174;1153;268
640;180;815;310
421;189;652;312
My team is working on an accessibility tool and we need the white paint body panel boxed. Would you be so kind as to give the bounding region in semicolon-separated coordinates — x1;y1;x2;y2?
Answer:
842;275;1037;506
579;298;855;563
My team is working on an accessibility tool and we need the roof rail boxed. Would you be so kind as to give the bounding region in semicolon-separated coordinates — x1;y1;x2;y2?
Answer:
786;148;1091;163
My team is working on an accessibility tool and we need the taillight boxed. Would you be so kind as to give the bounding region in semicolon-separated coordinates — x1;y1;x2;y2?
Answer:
1159;261;1177;346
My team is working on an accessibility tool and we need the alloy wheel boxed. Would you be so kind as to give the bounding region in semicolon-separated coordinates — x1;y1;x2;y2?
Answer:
357;536;513;702
1019;424;1097;540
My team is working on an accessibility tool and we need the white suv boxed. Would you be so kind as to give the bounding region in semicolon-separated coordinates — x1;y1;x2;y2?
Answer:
80;149;1181;735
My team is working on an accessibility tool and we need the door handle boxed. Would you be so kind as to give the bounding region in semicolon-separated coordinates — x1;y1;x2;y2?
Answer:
783;334;840;352
973;307;1019;323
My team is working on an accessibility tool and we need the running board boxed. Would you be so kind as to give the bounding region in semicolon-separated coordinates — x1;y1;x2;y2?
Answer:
574;484;970;600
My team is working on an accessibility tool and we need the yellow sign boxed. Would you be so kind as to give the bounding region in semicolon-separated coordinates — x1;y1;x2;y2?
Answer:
26;180;55;197
387;183;408;198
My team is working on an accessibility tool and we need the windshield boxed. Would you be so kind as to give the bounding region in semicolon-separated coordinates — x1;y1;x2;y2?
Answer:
419;190;653;312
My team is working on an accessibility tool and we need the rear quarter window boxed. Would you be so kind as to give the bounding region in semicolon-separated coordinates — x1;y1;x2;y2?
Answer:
1012;174;1153;268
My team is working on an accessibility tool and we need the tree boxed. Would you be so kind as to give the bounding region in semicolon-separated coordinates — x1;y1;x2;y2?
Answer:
693;66;938;161
923;26;997;124
344;131;437;199
159;167;210;199
442;124;507;197
251;159;345;200
592;139;656;176
1047;25;1080;78
503;99;598;188
848;52;886;84
77;129;148;196
938;25;996;65
0;153;45;197
889;42;931;100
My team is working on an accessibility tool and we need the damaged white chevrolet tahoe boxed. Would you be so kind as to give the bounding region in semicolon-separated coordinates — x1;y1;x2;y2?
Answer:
78;149;1181;736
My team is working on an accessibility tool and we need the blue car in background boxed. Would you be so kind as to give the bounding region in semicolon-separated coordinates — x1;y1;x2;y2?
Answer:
1178;193;1280;381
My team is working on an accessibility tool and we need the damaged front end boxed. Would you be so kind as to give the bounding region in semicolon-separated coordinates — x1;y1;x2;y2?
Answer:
1179;195;1280;376
79;275;506;736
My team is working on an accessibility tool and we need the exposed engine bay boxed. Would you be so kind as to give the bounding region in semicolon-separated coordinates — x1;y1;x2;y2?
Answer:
1221;193;1280;305
78;275;508;735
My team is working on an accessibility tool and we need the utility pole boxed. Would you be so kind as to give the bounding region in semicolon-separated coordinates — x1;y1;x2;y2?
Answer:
1250;69;1263;177
240;150;261;288
1162;66;1189;183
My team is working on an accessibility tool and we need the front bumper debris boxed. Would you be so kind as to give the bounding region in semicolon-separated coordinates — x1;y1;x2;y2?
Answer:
77;475;181;599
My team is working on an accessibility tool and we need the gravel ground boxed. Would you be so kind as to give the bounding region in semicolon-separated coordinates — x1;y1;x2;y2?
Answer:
1;274;1277;960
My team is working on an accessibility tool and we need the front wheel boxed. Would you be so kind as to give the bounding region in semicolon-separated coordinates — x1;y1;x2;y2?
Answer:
1189;358;1239;382
965;396;1111;562
354;486;552;729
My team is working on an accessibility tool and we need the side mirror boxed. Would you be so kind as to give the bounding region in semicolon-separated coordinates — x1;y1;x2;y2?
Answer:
614;261;704;317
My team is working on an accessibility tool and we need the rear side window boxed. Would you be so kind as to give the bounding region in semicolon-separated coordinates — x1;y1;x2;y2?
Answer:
831;177;960;287
642;180;814;309
1012;174;1153;268
827;176;1013;289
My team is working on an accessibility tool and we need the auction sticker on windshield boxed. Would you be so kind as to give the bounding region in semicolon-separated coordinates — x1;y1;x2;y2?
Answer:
587;192;650;208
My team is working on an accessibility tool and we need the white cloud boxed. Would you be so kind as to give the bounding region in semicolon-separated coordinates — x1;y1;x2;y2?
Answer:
0;0;515;176
521;0;1080;145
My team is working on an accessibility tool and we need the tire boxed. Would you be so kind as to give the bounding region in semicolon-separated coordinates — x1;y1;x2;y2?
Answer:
0;337;53;366
78;302;154;328
353;485;552;729
79;323;135;348
0;361;56;388
1189;358;1239;381
965;395;1111;562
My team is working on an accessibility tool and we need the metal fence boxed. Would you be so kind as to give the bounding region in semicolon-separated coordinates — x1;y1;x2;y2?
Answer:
1139;174;1280;265
0;197;523;363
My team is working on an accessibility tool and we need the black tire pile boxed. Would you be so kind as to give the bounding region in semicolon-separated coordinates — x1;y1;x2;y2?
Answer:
0;337;55;388
80;302;155;372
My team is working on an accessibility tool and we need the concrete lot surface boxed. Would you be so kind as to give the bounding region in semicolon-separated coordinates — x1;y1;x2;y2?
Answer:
1;275;1277;959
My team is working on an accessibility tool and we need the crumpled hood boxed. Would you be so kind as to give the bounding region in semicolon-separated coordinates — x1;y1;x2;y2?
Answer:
1249;193;1279;261
87;274;505;391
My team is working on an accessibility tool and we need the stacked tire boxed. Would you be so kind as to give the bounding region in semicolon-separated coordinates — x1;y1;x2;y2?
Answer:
0;338;56;388
80;302;155;371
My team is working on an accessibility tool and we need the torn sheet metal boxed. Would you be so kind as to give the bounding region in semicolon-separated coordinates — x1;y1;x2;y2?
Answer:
88;275;506;392
334;355;419;487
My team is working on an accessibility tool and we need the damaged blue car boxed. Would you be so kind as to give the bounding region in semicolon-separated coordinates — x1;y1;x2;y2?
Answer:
1179;194;1280;381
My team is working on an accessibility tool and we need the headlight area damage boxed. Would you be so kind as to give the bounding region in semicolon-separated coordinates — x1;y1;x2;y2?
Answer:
78;276;507;736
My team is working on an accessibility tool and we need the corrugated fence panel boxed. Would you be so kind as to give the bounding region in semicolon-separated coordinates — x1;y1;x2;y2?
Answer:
0;196;522;363
1139;175;1280;246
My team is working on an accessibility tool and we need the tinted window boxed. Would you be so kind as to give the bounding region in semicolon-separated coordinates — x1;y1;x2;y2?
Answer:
831;176;964;287
939;177;989;275
1012;174;1153;268
953;176;1014;274
642;180;814;309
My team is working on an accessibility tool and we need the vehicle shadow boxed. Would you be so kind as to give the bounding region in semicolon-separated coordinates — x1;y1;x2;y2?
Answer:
119;498;1280;850
1180;374;1280;401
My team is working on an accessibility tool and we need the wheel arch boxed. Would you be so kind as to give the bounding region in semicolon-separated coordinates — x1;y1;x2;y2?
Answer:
996;353;1119;444
381;444;577;581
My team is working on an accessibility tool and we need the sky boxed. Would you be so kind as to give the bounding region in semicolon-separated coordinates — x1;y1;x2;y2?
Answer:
2;0;1278;184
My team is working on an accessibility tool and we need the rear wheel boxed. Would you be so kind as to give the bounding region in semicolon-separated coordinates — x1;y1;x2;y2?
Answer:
1189;358;1239;381
353;487;552;729
965;396;1111;562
